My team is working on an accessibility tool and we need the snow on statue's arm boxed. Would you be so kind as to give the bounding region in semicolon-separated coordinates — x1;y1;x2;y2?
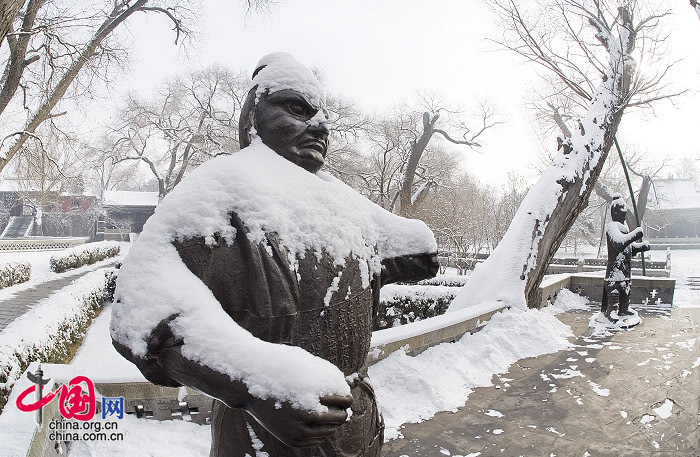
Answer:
110;229;352;447
631;240;651;256
109;154;353;424
109;232;350;408
310;170;439;285
607;222;644;250
365;198;439;286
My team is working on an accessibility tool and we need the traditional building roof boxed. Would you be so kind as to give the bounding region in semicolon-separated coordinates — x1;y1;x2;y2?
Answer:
650;179;700;211
102;190;159;207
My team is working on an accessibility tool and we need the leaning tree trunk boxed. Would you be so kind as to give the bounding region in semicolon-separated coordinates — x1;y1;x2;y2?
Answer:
0;0;25;48
450;7;636;310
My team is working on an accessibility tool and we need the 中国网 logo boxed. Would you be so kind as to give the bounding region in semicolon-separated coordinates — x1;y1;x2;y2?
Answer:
15;365;125;428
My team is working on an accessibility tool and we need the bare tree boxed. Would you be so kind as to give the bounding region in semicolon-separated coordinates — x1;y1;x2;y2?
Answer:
110;65;246;199
395;96;500;218
10;125;84;234
353;96;499;217
452;0;674;310
416;173;497;259
674;155;699;183
0;0;196;175
82;134;141;199
322;93;373;189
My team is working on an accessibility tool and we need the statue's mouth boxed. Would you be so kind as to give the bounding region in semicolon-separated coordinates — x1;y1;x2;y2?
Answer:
300;139;327;158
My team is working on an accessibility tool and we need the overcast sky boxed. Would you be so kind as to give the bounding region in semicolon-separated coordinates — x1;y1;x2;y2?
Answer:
107;0;700;187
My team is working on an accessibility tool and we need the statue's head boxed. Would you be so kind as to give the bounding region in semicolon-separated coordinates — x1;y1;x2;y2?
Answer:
239;53;329;173
610;195;627;223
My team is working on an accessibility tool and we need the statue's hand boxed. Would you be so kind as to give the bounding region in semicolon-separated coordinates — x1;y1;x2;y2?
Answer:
631;227;644;241
245;394;353;448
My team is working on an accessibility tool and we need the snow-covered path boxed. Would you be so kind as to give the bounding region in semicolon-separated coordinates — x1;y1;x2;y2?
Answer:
383;305;700;456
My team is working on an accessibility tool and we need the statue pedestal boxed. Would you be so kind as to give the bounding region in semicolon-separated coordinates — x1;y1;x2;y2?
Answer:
592;309;642;330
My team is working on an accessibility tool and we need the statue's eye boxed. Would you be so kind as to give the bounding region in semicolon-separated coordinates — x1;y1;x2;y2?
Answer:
288;101;308;117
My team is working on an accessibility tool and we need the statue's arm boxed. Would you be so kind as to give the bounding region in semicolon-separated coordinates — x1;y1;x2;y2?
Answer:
380;252;439;286
157;340;351;448
631;240;651;256
114;315;351;448
607;225;644;251
115;221;352;448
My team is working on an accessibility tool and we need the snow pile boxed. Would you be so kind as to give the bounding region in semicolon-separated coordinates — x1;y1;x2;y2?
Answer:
111;140;435;413
0;261;30;289
368;307;574;439
68;414;211;457
50;241;120;273
251;52;325;109
588;309;641;336
0;268;113;412
653;399;674;419
545;288;589;314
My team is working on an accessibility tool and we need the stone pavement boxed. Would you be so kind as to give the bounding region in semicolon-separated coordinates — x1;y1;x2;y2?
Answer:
382;305;700;457
0;263;116;332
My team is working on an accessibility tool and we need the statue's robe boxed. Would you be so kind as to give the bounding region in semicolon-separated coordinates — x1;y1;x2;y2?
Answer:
114;210;437;457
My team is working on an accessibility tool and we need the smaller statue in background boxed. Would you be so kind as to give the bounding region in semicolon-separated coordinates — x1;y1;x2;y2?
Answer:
601;196;650;321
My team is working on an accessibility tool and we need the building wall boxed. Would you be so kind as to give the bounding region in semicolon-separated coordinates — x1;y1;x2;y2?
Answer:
646;208;700;239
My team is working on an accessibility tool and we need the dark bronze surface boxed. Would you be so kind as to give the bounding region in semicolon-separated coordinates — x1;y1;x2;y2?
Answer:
601;198;650;319
114;59;439;456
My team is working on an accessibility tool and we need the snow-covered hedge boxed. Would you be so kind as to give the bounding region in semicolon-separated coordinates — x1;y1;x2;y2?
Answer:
375;285;461;330
50;241;120;273
0;268;115;413
0;262;30;289
415;274;469;287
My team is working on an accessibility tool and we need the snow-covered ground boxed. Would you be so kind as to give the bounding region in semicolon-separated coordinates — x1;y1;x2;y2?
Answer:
2;246;698;456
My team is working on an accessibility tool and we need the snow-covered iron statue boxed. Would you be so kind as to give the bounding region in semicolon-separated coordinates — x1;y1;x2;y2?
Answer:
110;53;439;457
601;195;650;324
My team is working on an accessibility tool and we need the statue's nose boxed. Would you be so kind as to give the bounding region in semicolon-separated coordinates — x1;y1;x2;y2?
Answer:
308;118;330;137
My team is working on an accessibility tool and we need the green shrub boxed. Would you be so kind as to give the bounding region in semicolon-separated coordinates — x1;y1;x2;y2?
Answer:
0;262;30;289
50;241;120;273
374;285;460;330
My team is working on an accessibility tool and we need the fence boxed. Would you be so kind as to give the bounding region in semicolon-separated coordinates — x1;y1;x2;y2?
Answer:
0;237;88;252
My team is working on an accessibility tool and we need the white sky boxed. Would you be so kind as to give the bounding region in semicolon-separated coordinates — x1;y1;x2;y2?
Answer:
104;0;700;187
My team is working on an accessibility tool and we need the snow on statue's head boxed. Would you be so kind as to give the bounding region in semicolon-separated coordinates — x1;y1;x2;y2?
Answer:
239;52;329;173
610;194;628;223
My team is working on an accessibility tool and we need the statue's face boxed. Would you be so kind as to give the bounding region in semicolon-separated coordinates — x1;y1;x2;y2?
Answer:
611;204;627;223
254;89;329;173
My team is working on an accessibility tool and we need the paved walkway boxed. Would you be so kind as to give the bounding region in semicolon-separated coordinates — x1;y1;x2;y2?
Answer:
382;303;700;457
0;262;116;332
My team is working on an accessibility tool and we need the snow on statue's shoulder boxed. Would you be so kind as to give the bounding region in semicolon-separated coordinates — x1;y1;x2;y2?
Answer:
110;140;435;412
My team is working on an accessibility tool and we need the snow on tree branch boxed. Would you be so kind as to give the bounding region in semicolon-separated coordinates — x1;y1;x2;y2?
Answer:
451;1;639;310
